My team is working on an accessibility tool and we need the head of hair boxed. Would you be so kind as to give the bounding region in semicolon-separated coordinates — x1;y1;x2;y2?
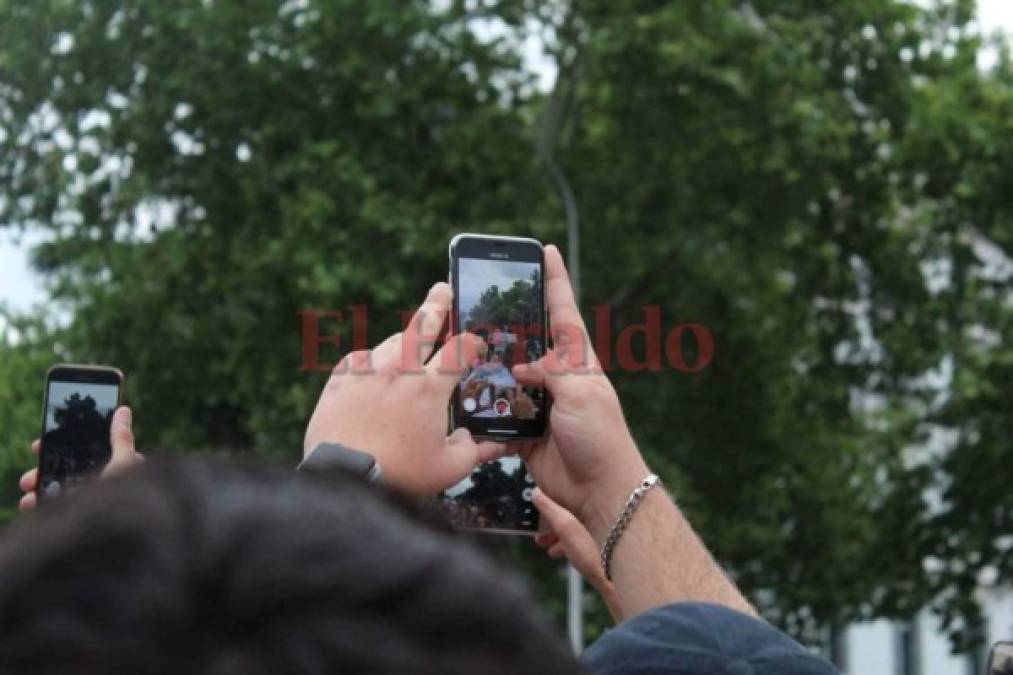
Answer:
0;457;580;675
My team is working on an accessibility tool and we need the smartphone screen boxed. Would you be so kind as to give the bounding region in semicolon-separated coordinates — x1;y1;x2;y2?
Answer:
443;234;546;535
449;235;548;440
37;366;122;500
442;455;537;533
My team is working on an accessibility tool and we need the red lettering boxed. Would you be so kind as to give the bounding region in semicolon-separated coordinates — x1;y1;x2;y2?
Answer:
592;305;613;372
666;324;714;372
615;306;663;372
299;310;343;372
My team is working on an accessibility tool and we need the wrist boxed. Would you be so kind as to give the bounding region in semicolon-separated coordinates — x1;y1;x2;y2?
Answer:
577;446;651;544
299;442;382;482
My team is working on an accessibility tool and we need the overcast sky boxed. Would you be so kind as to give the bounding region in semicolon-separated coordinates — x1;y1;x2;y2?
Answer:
977;0;1013;67
3;3;1012;315
0;229;47;312
979;0;1013;34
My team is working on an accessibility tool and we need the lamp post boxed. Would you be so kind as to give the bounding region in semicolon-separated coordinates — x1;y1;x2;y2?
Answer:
536;35;584;652
564;169;583;655
542;124;584;655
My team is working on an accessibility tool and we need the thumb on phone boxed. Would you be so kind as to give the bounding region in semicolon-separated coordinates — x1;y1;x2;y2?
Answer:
104;406;141;476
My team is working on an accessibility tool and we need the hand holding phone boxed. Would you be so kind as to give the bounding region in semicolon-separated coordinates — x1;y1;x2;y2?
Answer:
509;245;649;542
302;283;510;496
26;365;127;506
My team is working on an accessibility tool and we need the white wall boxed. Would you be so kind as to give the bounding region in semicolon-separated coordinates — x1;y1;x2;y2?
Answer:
918;611;968;675
839;590;1013;675
985;591;1013;647
845;619;895;675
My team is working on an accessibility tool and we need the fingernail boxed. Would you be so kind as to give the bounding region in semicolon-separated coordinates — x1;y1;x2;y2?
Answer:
447;428;471;445
120;406;132;426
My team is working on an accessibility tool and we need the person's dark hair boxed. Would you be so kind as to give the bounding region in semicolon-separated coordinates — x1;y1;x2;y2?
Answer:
0;458;581;674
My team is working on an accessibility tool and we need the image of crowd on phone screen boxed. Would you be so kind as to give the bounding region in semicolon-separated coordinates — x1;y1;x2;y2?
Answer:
440;455;537;531
457;257;545;421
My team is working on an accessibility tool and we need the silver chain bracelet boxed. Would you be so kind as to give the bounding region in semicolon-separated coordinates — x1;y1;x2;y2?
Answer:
600;473;661;581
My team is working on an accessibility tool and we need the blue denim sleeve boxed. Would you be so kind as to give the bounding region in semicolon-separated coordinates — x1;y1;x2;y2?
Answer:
582;602;839;675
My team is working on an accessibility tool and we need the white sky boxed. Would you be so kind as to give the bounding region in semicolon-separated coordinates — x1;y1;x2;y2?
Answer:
975;0;1013;67
978;0;1013;35
2;3;1012;315
0;229;48;313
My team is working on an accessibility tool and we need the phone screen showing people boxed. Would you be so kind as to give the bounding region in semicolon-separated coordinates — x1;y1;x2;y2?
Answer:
444;236;546;534
455;256;546;430
38;373;120;499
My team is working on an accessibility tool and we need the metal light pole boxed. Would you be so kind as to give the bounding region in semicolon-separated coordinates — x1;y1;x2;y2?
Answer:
567;221;583;652
565;201;583;654
536;33;584;652
540;114;584;655
567;565;584;653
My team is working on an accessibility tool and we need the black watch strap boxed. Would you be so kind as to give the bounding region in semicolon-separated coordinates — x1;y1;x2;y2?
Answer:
298;442;382;482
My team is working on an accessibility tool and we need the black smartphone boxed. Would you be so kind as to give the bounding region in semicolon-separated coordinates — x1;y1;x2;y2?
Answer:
442;234;548;535
36;364;123;501
448;234;548;440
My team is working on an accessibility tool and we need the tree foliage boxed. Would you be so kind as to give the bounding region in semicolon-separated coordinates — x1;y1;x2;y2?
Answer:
1;0;1012;650
465;271;542;328
0;311;63;520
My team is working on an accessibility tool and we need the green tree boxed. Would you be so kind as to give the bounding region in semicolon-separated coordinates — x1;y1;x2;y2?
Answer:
0;310;64;521
467;275;541;327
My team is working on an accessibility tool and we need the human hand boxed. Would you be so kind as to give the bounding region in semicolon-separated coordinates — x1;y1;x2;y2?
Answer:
303;282;508;496
512;245;649;543
532;488;622;622
517;251;757;620
18;406;141;511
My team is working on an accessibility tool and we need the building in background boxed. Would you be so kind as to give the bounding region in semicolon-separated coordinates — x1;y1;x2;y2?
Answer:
839;590;1013;674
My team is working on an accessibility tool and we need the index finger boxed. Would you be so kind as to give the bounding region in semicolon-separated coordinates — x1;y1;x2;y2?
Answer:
545;246;585;333
31;439;40;455
544;245;597;368
401;282;453;368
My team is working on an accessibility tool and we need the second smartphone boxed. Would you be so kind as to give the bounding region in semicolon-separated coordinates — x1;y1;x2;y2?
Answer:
36;364;123;501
